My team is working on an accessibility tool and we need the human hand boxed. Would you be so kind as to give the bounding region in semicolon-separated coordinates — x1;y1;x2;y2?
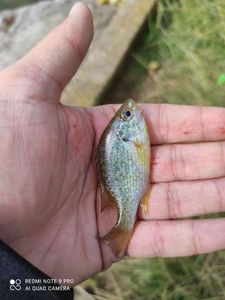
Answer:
0;1;225;286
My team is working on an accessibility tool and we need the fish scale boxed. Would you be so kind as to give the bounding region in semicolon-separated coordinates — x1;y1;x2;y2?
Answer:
110;140;142;228
96;99;150;257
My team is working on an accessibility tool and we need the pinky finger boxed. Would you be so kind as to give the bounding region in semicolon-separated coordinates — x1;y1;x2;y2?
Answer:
127;219;225;257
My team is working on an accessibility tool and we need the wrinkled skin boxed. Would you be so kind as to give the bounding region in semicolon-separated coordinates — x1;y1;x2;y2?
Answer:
1;2;225;285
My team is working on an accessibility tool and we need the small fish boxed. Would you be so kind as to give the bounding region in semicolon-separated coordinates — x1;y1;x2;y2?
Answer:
96;99;150;257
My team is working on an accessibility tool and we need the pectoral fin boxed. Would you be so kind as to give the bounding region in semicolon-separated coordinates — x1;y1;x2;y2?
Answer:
101;226;132;258
134;143;143;149
139;186;150;215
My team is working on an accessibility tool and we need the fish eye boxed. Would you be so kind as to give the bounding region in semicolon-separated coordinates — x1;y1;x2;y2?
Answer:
125;111;131;117
121;109;132;121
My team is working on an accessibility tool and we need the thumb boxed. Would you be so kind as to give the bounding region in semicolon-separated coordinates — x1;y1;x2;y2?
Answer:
11;1;93;101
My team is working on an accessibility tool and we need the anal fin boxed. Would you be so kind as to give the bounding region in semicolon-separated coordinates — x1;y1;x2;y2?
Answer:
139;186;151;215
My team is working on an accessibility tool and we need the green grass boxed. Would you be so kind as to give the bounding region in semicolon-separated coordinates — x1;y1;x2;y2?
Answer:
80;252;225;300
91;0;225;299
152;0;225;106
103;0;225;106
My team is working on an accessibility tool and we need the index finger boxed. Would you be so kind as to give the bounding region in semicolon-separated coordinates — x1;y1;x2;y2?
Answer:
143;103;225;145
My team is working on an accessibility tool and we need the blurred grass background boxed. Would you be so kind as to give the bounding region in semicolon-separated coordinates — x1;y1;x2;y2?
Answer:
1;0;225;299
0;0;39;10
102;0;225;107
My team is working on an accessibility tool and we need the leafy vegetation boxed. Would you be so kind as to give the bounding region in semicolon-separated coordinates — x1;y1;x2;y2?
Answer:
103;0;225;107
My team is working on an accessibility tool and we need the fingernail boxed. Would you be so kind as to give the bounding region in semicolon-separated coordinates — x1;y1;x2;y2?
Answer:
69;1;85;16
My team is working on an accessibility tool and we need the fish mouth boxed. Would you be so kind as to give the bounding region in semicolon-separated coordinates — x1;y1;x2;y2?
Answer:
124;99;137;108
126;99;143;115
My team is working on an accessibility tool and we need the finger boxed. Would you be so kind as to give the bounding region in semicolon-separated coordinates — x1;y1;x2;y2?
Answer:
143;104;225;145
139;177;225;220
127;219;225;257
11;2;93;101
151;141;225;182
90;104;225;145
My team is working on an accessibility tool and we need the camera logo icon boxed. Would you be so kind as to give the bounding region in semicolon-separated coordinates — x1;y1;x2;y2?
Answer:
9;279;21;291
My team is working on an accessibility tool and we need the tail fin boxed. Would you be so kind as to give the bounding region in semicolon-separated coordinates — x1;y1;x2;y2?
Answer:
101;226;132;258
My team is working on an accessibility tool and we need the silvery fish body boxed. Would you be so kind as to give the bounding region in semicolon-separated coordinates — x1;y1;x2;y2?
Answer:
96;99;150;256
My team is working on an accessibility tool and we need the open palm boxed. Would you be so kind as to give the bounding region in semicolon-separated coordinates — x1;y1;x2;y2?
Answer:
0;2;225;285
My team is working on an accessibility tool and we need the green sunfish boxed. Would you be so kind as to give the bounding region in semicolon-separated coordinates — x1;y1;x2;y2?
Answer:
96;99;150;257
